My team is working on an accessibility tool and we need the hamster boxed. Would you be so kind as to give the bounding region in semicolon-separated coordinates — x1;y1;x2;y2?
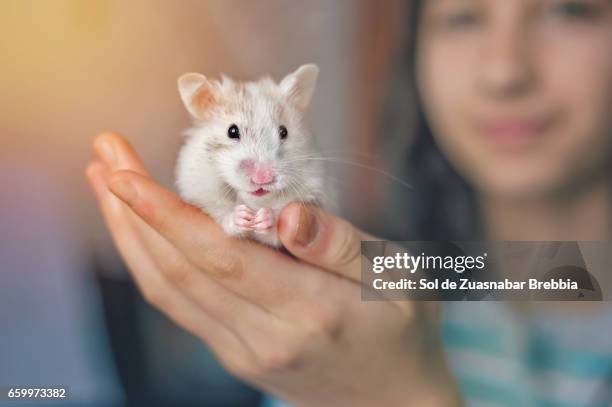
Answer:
175;64;326;248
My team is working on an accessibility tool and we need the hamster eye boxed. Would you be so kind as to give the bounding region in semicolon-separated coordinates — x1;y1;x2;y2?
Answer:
279;125;288;140
228;124;240;139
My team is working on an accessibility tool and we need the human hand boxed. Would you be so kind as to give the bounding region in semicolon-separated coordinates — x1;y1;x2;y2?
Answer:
85;132;462;407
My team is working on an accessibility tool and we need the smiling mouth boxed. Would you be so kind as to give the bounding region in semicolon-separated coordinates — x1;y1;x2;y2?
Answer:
477;113;557;151
250;188;269;197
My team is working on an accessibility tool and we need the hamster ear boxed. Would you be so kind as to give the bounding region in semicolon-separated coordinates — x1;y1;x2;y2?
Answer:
280;64;319;111
177;73;219;120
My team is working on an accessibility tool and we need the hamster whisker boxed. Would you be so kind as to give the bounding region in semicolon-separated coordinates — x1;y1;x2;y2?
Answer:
315;149;382;160
285;180;330;226
280;156;413;190
285;178;331;212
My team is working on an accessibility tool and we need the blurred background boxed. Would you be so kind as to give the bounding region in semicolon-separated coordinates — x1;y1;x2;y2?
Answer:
0;1;411;405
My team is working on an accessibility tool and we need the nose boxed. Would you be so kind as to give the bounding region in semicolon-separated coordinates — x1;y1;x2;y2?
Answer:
251;166;276;184
239;159;276;185
477;20;534;98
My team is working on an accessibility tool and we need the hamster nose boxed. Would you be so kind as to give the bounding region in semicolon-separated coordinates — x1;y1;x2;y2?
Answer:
250;166;276;185
239;159;277;185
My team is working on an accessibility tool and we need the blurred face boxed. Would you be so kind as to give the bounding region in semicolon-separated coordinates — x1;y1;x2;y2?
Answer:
417;0;612;201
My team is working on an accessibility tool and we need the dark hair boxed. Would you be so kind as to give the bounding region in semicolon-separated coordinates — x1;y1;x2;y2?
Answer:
380;0;483;240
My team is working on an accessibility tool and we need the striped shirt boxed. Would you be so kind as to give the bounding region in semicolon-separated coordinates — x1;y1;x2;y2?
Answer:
263;303;612;407
443;303;612;407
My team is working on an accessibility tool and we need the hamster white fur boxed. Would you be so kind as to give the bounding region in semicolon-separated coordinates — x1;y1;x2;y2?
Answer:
175;64;326;247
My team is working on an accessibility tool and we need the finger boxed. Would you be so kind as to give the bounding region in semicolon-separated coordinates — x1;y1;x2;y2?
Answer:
275;205;424;316
85;160;255;368
277;203;373;283
277;204;428;316
93;132;149;175
107;169;238;275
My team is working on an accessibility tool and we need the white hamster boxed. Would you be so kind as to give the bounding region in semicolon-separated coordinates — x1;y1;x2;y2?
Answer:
175;64;326;247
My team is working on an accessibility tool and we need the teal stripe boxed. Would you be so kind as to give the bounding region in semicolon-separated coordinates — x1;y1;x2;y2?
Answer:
537;400;611;407
260;397;292;407
457;372;612;407
442;321;519;358
443;321;612;379
455;374;529;406
527;337;612;379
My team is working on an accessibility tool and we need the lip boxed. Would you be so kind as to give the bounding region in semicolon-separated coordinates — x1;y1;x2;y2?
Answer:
250;188;269;197
477;114;556;150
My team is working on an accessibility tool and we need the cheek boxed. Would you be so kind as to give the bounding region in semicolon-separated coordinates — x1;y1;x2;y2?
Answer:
215;150;244;180
417;40;486;173
540;28;612;162
556;40;612;109
418;39;477;123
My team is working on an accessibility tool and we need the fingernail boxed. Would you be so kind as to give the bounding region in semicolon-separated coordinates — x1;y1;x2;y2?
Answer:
110;179;137;204
97;140;115;166
295;207;318;246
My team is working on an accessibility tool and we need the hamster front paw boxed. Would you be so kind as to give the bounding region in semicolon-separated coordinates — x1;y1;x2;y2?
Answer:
251;207;281;247
252;208;275;234
233;204;256;232
221;205;281;247
221;204;254;236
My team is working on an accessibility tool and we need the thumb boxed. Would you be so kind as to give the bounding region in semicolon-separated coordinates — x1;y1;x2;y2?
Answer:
278;203;373;282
